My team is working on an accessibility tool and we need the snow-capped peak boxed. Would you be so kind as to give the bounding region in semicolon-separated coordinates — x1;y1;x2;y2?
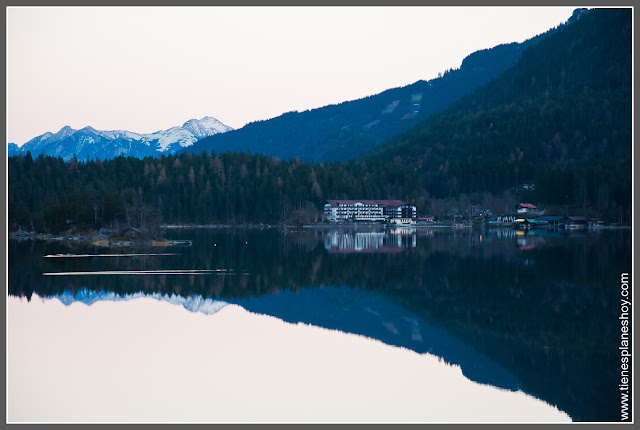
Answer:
53;289;229;316
144;116;234;152
181;116;234;139
56;125;75;137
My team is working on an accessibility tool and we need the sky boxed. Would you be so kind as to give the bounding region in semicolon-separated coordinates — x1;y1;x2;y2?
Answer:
7;6;576;146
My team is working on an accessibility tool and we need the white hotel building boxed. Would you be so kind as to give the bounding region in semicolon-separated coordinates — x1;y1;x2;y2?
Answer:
323;200;417;223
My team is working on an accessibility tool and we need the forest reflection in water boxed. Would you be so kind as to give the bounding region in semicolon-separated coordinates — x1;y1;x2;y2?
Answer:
8;226;631;422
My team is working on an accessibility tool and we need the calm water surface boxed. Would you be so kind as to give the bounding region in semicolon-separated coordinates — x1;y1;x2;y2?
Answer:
8;227;631;422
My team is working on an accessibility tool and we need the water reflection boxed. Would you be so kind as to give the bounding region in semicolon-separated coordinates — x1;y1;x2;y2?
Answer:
44;269;245;276
46;286;520;392
8;293;570;423
8;227;631;421
232;286;520;392
54;289;229;314
324;229;416;253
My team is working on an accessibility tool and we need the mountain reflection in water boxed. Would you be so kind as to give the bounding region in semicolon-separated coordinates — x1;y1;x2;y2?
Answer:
48;286;520;393
8;227;631;421
8;293;571;423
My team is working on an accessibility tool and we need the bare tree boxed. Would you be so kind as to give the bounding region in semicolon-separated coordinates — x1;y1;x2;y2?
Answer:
121;193;161;236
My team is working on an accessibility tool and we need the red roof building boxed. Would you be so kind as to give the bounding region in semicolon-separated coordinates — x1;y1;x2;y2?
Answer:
515;203;538;214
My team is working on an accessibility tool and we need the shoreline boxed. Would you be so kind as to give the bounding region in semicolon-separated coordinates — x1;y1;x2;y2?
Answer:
8;222;631;243
7;231;192;248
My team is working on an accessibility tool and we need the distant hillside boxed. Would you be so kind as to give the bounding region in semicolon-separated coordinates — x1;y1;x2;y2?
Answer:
10;117;232;161
368;8;631;219
185;32;556;163
7;142;19;157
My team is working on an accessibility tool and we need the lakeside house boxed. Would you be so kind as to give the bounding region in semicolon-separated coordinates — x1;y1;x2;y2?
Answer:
588;218;603;228
515;203;539;215
563;216;588;229
416;216;435;226
513;218;541;230
512;215;593;230
493;215;515;223
537;215;563;228
323;200;417;223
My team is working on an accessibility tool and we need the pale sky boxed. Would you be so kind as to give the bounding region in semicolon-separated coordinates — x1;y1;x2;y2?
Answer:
7;6;576;146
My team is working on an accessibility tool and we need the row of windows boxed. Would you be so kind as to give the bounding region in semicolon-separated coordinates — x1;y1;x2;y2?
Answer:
325;207;415;210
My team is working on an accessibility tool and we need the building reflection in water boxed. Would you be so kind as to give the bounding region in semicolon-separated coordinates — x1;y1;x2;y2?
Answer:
324;229;417;253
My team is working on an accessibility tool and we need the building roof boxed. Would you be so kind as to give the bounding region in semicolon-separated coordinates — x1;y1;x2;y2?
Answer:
538;216;563;222
326;199;406;208
516;203;537;209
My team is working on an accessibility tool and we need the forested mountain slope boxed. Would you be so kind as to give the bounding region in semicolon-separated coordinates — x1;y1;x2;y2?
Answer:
185;31;556;163
368;8;631;218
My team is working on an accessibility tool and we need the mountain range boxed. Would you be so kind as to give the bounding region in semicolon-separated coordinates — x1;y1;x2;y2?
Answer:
8;116;232;161
184;36;551;163
10;18;561;164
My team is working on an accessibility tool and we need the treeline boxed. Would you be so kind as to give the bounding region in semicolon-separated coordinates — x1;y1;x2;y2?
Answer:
8;140;631;234
8;151;424;232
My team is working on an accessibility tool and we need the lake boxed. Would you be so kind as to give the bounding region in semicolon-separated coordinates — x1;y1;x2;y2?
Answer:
7;226;631;422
